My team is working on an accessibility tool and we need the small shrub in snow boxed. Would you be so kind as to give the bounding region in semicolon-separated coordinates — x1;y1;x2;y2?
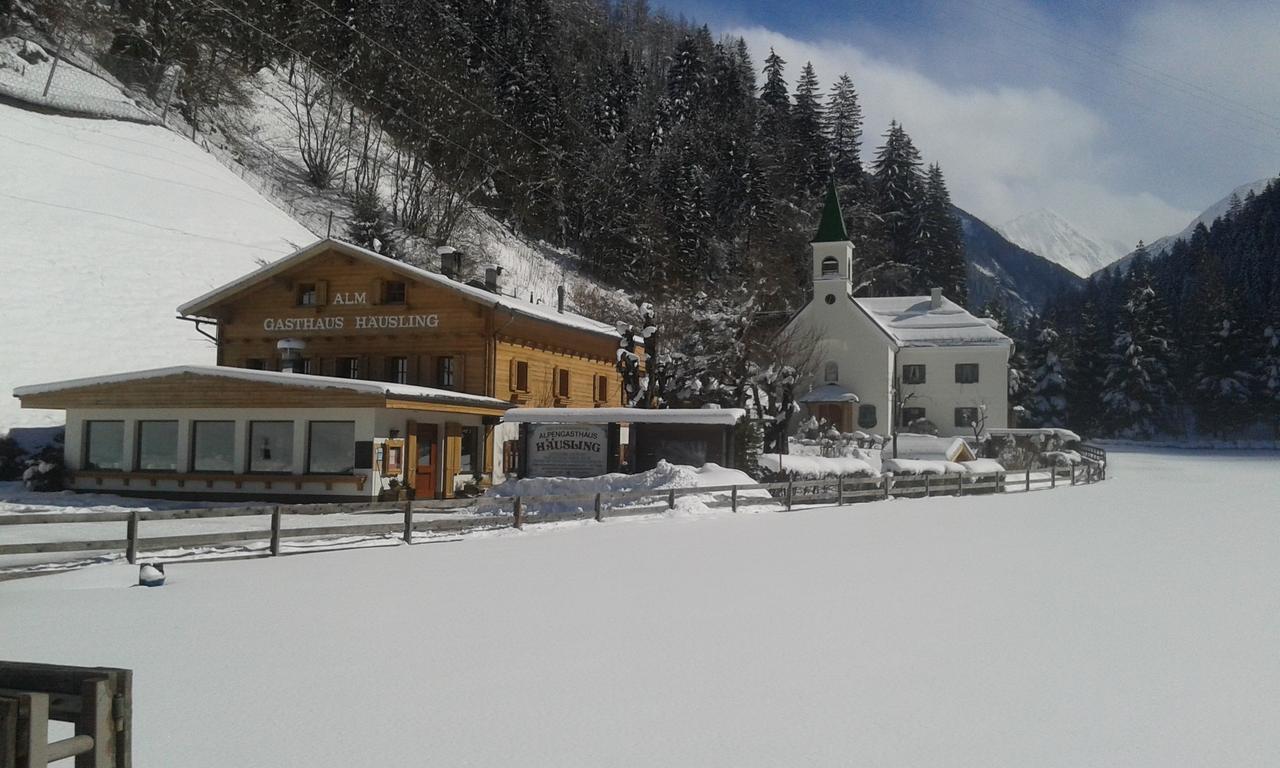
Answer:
0;434;24;480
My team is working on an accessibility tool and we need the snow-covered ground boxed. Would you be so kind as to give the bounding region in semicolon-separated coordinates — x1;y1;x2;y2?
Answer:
2;448;1277;767
0;99;314;429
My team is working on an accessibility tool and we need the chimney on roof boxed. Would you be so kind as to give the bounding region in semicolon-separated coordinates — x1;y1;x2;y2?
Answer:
484;265;504;294
930;287;942;310
438;246;462;280
557;285;566;313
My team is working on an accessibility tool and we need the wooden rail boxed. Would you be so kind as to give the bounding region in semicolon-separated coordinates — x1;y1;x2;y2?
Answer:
0;661;131;768
0;465;1103;572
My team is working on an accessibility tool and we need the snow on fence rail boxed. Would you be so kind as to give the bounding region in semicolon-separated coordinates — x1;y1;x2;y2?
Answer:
0;462;1104;574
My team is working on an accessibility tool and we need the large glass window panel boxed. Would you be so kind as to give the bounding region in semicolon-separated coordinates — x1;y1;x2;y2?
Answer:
137;421;178;471
249;421;294;473
192;421;235;473
307;422;355;474
84;421;124;471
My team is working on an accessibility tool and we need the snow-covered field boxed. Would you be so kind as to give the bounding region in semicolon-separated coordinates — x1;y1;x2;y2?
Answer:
2;448;1277;766
0;100;315;429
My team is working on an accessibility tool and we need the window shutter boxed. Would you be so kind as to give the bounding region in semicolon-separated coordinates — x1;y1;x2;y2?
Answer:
371;278;384;305
316;280;329;305
509;359;518;392
455;355;465;392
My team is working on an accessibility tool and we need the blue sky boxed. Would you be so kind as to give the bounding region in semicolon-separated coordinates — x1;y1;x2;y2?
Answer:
652;0;1280;247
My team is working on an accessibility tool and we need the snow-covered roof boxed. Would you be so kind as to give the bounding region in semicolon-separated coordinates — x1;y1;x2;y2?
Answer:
503;407;746;425
853;295;1011;348
13;365;511;410
796;383;860;404
177;238;619;340
892;434;975;462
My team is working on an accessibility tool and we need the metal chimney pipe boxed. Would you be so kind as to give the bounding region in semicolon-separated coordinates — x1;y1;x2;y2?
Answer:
930;287;942;310
557;285;566;313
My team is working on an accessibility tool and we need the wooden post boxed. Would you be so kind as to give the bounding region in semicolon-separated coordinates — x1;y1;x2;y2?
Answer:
41;28;62;98
883;476;890;500
126;511;139;565
1026;466;1031;491
1051;466;1057;488
923;473;931;498
270;506;282;556
77;676;113;768
667;488;676;509
957;472;964;497
1071;464;1078;486
785;477;793;511
731;486;738;513
837;476;845;506
513;497;523;529
594;493;603;522
402;500;413;543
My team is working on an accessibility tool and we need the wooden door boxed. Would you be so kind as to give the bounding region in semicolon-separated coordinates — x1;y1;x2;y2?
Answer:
413;423;439;499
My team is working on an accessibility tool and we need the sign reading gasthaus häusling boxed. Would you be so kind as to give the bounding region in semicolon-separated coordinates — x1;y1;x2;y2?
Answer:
262;314;440;332
526;424;608;478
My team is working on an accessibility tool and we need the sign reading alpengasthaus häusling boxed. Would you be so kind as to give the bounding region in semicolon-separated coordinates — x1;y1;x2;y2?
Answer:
526;424;608;478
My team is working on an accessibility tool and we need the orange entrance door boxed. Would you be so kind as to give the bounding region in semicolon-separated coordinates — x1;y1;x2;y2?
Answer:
410;423;439;499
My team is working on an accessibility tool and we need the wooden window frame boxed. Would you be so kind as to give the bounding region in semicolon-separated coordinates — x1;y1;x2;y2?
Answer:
296;282;318;307
383;280;407;305
510;360;530;393
387;356;409;385
594;374;610;404
554;367;571;400
436;356;456;390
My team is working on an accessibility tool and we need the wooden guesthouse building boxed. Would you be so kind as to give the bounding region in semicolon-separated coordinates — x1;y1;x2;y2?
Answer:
14;239;625;501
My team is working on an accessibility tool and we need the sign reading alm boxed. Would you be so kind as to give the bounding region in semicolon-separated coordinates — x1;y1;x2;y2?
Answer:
526;424;608;478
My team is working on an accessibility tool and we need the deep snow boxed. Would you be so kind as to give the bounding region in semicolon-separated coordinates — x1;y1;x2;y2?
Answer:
2;448;1277;766
0;100;314;429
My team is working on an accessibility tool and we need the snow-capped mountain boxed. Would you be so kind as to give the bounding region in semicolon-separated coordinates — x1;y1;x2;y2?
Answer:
1143;177;1274;258
956;207;1083;320
997;209;1128;278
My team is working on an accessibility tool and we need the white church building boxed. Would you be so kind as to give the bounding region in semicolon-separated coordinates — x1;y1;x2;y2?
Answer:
786;182;1012;439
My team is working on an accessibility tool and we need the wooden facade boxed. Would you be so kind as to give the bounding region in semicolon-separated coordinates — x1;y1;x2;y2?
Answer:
175;239;624;496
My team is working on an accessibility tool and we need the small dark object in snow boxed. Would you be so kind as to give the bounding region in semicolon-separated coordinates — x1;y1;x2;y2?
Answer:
139;563;166;587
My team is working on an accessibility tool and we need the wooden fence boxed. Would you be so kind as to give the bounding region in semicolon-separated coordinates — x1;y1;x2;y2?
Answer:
0;661;131;768
0;458;1105;573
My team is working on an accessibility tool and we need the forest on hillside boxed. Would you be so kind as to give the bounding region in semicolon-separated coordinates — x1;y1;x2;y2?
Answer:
3;0;967;310
1011;181;1280;439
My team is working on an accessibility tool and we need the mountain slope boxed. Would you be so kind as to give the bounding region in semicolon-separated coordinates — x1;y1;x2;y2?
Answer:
997;209;1127;278
1107;177;1276;274
0;100;316;430
956;207;1083;318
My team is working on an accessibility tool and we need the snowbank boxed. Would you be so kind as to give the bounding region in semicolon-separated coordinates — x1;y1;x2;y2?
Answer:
1043;450;1083;466
757;453;878;478
893;433;974;461
486;461;774;516
881;458;966;475
958;459;1006;474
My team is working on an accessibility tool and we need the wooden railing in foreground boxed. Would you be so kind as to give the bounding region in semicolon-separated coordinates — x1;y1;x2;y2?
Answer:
0;661;132;768
0;462;1104;569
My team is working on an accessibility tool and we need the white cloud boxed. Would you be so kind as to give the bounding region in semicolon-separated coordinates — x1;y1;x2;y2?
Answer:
726;25;1196;247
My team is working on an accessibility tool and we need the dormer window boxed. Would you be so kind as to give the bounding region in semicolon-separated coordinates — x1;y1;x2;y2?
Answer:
821;257;839;276
297;283;318;306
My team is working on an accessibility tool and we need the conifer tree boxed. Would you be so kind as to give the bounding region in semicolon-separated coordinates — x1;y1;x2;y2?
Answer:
1066;300;1109;435
919;163;967;303
869;121;925;295
824;73;863;187
1101;269;1177;438
790;62;827;196
1026;322;1069;427
1192;296;1253;436
346;187;397;257
1259;322;1280;438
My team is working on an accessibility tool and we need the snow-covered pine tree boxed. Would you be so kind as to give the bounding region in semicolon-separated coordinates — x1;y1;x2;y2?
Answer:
666;28;709;126
919;163;967;304
1066;300;1109;435
824;73;863;187
1026;322;1070;427
1259;322;1280;438
870;121;925;295
1006;314;1033;425
346;187;397;257
790;62;827;197
1100;271;1177;439
1192;297;1254;436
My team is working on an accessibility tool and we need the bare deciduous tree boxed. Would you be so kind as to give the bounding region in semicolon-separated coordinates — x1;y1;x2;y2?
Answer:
282;60;347;189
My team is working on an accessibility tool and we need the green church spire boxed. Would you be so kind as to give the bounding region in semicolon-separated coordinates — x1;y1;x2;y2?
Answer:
811;177;849;243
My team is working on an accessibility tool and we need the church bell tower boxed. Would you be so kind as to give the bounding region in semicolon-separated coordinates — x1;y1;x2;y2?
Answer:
811;178;854;298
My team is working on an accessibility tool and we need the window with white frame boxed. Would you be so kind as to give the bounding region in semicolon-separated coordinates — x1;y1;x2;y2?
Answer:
307;421;355;474
136;420;178;471
84;420;125;471
249;421;293;473
192;421;235;473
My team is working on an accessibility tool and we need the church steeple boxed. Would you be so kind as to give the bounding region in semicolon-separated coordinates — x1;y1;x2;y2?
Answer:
811;177;849;243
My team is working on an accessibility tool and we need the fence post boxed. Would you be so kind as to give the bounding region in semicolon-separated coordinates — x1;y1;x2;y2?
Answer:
270;506;281;556
837;476;844;506
1071;464;1078;486
731;486;738;513
403;500;413;543
956;472;964;497
594;493;603;522
1026;466;1031;491
513;497;523;530
883;475;891;500
41;27;62;98
923;473;931;498
1051;466;1057;488
786;477;794;511
667;488;676;510
126;511;138;565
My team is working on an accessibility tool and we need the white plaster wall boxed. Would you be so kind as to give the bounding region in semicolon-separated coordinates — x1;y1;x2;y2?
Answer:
897;345;1010;436
792;294;895;435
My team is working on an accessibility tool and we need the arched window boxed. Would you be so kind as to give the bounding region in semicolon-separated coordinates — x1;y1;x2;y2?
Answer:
823;361;839;383
858;404;877;429
821;256;839;276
